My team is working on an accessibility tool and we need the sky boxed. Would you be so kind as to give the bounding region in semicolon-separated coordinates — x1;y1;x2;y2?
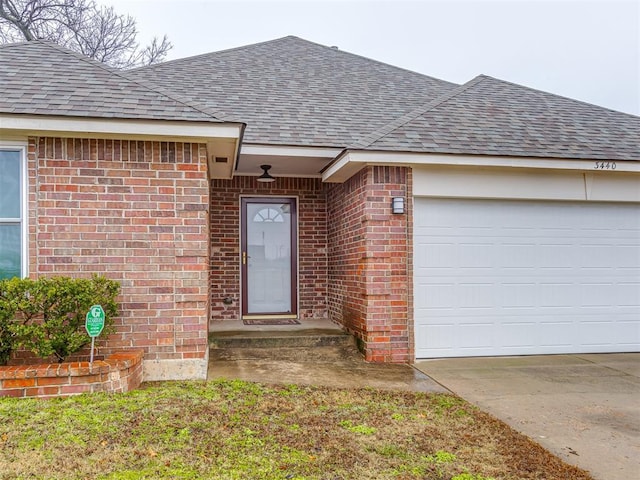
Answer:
108;0;640;116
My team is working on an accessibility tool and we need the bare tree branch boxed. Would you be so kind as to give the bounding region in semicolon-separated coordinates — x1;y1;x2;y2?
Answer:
136;34;171;66
0;0;172;68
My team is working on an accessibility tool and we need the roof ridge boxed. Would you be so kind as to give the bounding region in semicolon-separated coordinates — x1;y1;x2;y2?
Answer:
0;39;36;49
35;40;120;72
38;40;228;122
130;35;457;88
285;36;458;87
120;72;232;121
351;75;488;149
479;74;640;119
129;35;300;72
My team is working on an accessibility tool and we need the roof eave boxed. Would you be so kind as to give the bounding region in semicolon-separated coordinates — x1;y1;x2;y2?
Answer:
321;149;640;183
0;113;243;141
0;113;246;180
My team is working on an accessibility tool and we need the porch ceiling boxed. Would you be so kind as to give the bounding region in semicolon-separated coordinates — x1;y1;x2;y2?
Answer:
234;144;342;179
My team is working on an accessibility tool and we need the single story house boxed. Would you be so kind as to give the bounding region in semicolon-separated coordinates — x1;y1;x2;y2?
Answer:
1;36;638;381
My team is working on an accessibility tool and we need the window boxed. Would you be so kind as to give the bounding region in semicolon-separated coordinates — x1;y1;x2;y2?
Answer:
252;207;285;223
0;147;26;279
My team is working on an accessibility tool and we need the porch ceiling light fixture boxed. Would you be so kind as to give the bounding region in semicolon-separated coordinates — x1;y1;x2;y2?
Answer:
257;164;275;183
392;196;405;214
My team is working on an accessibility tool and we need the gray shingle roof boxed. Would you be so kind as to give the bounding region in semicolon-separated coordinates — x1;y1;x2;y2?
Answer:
3;37;638;162
128;36;458;147
356;75;640;161
0;41;224;122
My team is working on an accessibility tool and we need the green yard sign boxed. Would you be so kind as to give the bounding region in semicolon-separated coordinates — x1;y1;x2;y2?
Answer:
86;305;106;364
85;305;105;337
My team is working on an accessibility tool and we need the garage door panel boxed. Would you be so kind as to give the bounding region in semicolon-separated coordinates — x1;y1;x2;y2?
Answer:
414;289;455;309
616;284;640;306
498;322;539;347
414;198;640;358
578;322;620;346
501;283;538;307
535;245;575;267
579;283;619;306
536;284;575;307
580;246;626;267
618;321;640;345
417;244;498;269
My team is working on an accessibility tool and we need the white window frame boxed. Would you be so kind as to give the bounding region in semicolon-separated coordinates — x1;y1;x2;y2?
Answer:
0;143;28;278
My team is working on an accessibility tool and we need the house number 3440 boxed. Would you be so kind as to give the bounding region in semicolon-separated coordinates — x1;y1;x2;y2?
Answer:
594;161;616;170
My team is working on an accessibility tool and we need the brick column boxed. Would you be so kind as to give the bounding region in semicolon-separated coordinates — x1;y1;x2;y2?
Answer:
328;166;413;363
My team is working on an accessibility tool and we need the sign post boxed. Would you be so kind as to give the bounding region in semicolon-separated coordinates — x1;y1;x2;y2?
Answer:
85;305;106;363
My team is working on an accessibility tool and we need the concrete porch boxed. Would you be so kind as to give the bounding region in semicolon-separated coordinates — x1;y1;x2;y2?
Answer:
209;318;352;360
207;318;445;392
210;318;343;334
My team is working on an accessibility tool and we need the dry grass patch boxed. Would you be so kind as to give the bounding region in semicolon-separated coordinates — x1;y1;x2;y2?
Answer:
0;380;593;479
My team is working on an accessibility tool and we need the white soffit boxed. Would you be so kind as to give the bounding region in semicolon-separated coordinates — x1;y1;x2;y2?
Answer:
237;144;343;178
241;144;343;158
322;151;640;183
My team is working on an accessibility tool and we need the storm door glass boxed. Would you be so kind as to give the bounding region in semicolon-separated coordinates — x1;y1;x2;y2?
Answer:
242;198;297;316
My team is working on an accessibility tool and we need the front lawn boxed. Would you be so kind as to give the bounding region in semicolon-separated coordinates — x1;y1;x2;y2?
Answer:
0;380;592;480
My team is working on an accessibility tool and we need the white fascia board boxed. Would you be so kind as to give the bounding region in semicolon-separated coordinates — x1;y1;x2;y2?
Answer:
241;144;343;158
0;114;243;141
322;150;640;182
322;151;364;182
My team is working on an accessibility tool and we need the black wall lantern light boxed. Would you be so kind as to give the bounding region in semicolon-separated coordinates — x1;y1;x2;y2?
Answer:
257;164;275;183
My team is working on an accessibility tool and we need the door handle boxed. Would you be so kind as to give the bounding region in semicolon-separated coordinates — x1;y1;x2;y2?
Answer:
242;251;247;265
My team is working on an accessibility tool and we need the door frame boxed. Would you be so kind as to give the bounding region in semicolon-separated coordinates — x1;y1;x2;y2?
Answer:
240;196;299;319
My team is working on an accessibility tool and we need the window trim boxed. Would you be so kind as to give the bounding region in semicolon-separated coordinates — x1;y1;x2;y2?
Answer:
0;143;28;278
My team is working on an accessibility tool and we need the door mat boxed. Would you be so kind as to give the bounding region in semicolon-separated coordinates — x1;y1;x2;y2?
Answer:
243;318;301;326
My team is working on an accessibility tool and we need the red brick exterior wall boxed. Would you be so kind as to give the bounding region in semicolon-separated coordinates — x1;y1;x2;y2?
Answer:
327;166;413;363
209;177;327;323
23;137;412;367
26;137;210;364
327;169;367;338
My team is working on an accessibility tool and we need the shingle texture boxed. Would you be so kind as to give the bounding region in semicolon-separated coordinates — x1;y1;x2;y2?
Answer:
358;75;640;160
128;36;458;147
0;41;223;122
3;37;639;161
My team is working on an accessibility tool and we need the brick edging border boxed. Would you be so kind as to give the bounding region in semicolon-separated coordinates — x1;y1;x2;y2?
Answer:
0;350;144;398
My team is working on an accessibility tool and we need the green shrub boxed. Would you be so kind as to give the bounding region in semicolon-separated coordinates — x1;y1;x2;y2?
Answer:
0;294;15;365
0;275;120;364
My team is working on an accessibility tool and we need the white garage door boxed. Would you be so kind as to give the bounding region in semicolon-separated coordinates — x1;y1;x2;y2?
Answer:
414;198;640;358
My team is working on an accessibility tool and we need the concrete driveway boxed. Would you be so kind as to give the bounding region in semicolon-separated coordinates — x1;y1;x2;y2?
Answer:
414;353;640;480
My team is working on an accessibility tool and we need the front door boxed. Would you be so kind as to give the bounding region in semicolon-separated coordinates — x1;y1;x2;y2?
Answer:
241;198;298;318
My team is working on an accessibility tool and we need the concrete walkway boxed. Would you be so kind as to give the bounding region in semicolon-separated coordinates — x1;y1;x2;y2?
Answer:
208;343;448;393
209;319;447;393
414;353;640;480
